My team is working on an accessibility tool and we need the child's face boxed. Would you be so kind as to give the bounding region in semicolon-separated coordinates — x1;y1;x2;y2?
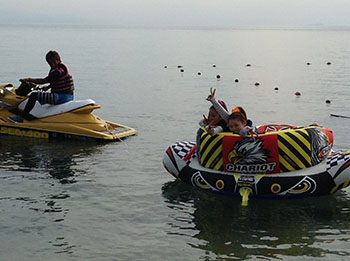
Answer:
228;118;246;133
208;108;221;124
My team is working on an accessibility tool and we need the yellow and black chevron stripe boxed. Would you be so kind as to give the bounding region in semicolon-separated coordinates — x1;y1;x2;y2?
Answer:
197;126;324;173
277;129;312;172
198;128;224;171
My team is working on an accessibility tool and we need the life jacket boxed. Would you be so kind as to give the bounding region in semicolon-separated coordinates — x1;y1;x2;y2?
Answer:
49;63;74;94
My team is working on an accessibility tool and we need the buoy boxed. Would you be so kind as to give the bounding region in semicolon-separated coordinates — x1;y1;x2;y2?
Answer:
177;65;183;68
327;62;332;65
216;74;221;79
254;82;260;86
235;79;239;83
180;69;184;72
164;65;167;68
213;64;216;68
306;62;311;65
295;91;301;96
246;64;251;67
326;100;331;104
274;87;279;90
197;72;201;75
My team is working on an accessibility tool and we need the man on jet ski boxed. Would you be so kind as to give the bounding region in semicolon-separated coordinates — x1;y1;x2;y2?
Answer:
8;50;74;123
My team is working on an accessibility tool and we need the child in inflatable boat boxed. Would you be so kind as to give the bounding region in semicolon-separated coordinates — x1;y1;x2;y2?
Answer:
228;106;258;137
206;88;257;137
199;98;230;135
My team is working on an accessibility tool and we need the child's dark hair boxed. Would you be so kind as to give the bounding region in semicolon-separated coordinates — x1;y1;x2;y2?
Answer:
46;50;61;63
229;106;247;123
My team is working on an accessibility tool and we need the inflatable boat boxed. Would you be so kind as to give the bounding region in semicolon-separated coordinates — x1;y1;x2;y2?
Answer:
162;124;350;205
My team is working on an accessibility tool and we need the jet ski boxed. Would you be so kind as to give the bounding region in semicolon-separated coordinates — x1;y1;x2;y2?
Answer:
0;82;137;141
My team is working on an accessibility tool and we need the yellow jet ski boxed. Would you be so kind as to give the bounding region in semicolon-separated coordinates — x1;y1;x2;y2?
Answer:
0;82;137;141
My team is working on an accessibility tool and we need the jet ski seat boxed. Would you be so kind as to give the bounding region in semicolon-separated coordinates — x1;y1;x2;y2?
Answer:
18;98;97;119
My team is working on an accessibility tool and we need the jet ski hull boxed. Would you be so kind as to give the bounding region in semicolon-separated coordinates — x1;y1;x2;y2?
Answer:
0;83;137;141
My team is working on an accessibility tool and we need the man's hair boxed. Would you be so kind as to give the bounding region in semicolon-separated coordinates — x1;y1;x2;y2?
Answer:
46;50;61;63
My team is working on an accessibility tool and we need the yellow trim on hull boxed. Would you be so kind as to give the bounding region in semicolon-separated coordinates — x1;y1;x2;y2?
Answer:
0;111;137;141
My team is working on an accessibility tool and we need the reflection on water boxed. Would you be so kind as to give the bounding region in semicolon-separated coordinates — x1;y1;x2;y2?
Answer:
162;180;350;260
0;135;106;256
0;135;104;183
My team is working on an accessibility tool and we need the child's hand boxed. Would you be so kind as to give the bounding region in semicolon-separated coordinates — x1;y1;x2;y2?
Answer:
206;88;216;101
247;127;258;138
240;126;258;138
206;125;215;134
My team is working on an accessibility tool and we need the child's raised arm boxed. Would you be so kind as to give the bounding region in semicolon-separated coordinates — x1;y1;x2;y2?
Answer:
206;88;230;123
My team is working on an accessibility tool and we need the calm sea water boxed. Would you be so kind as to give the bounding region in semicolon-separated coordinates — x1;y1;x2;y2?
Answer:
1;24;350;260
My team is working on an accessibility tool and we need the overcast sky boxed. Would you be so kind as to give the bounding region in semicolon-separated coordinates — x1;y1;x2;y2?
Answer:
1;0;350;28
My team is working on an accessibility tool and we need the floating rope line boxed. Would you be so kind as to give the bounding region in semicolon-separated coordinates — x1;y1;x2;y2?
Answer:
330;114;350;119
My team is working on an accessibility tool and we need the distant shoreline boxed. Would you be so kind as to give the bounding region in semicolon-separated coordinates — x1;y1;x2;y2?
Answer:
1;23;350;32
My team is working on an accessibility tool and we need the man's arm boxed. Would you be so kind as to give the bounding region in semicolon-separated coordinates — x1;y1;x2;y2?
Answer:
21;77;49;85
